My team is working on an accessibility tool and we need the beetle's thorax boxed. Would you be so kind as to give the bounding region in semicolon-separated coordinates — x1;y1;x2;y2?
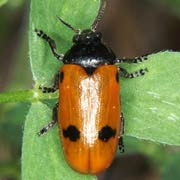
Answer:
63;29;116;74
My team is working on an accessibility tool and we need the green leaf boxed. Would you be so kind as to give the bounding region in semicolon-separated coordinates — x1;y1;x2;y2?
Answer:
22;102;96;180
22;0;99;179
0;0;7;7
120;51;180;145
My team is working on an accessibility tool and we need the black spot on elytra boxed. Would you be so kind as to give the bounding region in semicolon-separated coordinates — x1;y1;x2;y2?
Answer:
116;72;119;82
60;71;64;83
63;125;80;141
98;125;116;142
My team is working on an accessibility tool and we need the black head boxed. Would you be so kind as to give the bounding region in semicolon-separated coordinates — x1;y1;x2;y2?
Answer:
57;15;116;74
73;29;102;46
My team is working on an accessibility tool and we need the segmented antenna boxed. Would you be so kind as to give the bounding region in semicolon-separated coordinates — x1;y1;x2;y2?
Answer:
91;0;107;31
56;16;81;34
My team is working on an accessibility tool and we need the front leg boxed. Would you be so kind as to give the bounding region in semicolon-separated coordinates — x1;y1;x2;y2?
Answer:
35;29;64;61
115;54;149;64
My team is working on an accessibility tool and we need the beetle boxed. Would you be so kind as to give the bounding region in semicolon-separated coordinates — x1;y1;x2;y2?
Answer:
35;1;148;174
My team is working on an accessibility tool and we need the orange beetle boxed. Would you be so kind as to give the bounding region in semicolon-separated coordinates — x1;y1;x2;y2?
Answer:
36;1;148;174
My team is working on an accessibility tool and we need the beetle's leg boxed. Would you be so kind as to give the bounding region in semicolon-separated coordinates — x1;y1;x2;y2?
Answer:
118;113;125;153
38;103;59;136
118;137;124;153
35;29;64;61
115;54;148;64
118;67;148;79
120;112;124;135
39;72;60;93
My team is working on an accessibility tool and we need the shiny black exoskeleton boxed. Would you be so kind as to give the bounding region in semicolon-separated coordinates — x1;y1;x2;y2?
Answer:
63;29;116;74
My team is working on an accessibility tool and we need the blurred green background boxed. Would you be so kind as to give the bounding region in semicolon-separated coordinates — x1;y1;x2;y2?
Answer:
0;0;180;179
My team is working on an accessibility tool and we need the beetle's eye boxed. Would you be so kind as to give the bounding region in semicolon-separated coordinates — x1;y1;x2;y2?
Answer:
73;35;80;43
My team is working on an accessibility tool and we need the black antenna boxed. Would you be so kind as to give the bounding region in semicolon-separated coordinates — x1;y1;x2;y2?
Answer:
56;16;81;34
91;0;106;31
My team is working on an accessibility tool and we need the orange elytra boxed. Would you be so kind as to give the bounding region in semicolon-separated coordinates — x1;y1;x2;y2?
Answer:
59;64;120;173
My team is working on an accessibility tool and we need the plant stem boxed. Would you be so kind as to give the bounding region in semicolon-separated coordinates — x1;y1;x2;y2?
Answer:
0;89;58;103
